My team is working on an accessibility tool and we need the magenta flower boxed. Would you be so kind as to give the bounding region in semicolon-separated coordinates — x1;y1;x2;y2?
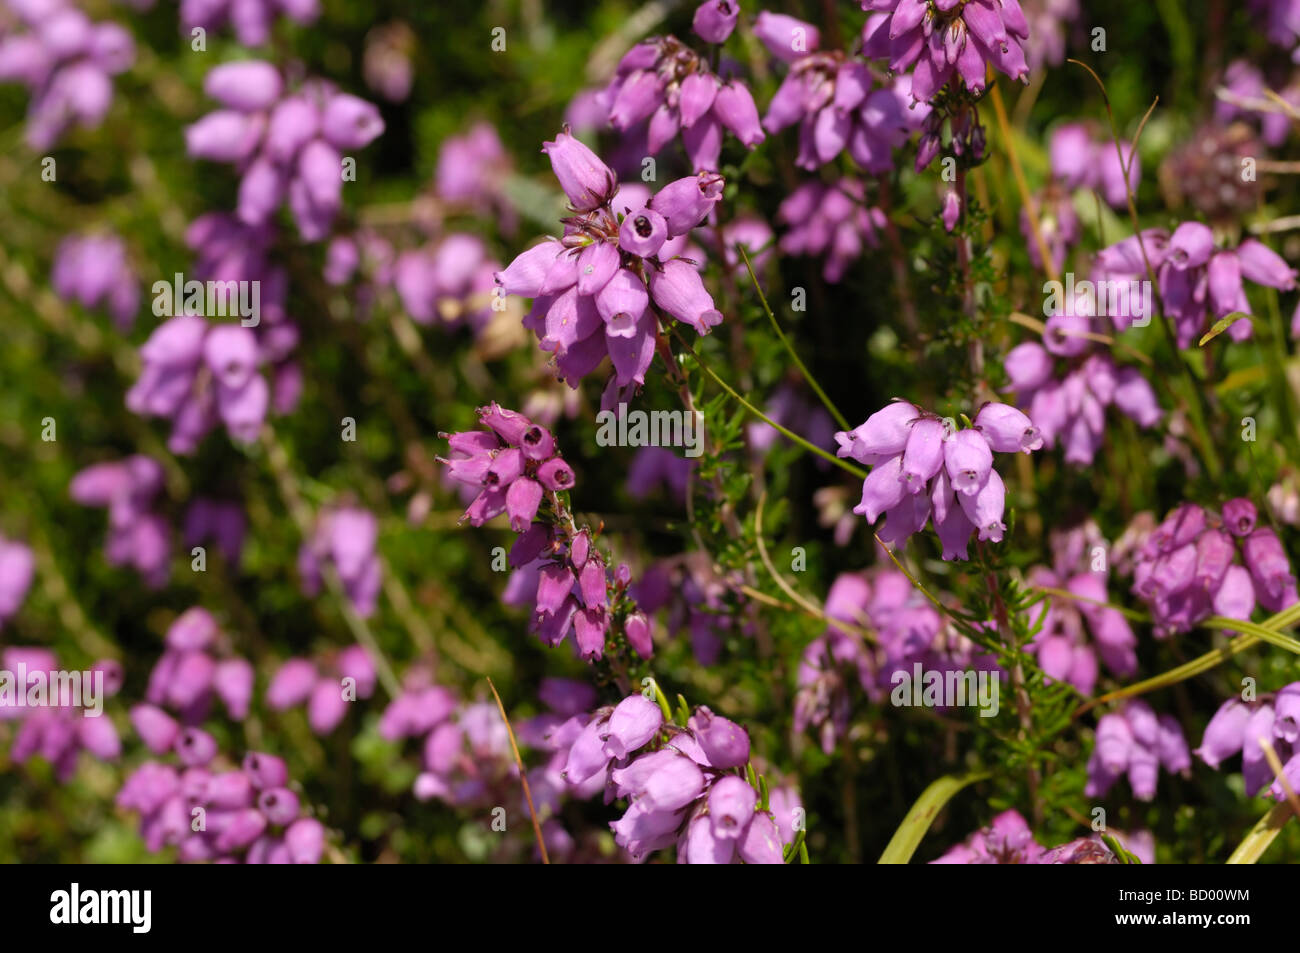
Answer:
0;0;133;149
599;36;764;170
393;233;501;334
117;746;324;862
186;61;384;241
836;400;1042;558
758;14;925;172
266;645;376;735
180;0;319;47
51;232;139;331
777;179;887;283
497;131;725;402
3;647;122;782
1024;523;1138;696
298;505;382;617
1049;122;1139;209
861;0;1031;103
1085;700;1191;801
127;316;271;453
1094;224;1296;344
1003;334;1161;467
0;535;35;629
1126;499;1297;636
70;455;171;587
144;607;254;722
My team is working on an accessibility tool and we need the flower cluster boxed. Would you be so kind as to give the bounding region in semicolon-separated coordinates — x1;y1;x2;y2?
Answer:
127;316;269;453
795;569;1000;752
497;132;725;402
298;505;382;617
759;13;923;173
1086;700;1191;800
836;400;1043;558
393;233;501;334
51;232;138;331
2;648;122;780
1197;683;1300;799
117;749;326;862
1093;224;1297;345
1023;523;1137;696
563;694;793;863
777;179;887;283
143;608;253;722
186;61;384;241
861;0;1031;103
434;122;515;232
932;809;1154;863
70;455;171;587
1126;499;1297;636
180;0;320;47
0;0;133;149
600;35;764;170
1003;337;1161;466
266;645;376;735
1049;122;1139;210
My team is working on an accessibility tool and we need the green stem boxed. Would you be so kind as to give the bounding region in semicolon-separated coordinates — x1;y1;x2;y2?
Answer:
671;332;867;480
737;246;851;431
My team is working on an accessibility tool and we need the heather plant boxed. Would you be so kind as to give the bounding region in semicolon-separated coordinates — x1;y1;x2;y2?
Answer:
4;0;1300;871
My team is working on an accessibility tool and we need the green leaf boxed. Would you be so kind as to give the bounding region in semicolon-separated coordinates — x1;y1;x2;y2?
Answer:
1226;803;1294;864
878;770;990;864
1198;312;1251;347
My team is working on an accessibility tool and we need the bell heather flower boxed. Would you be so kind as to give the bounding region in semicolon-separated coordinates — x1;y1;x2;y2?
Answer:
1021;0;1080;72
441;405;649;661
836;400;1042;559
435;121;516;233
298;505;382;617
0;0;133;149
1003;335;1161;467
1024;523;1138;696
186;61;384;241
796;569;1000;752
1094;224;1296;345
0;535;35;629
496;132;725;402
180;0;320;48
1197;683;1300;799
266;645;376;735
580;698;789;863
70;455;171;587
51;232;139;331
1085;700;1191;801
1124;499;1297;636
777;179;887;283
599;36;764;170
393;233;502;335
693;0;740;44
117;746;325;862
860;0;1031;103
933;810;1152;863
758;16;925;172
3;648;123;781
1049;122;1140;210
126;316;271;453
144;608;254;722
